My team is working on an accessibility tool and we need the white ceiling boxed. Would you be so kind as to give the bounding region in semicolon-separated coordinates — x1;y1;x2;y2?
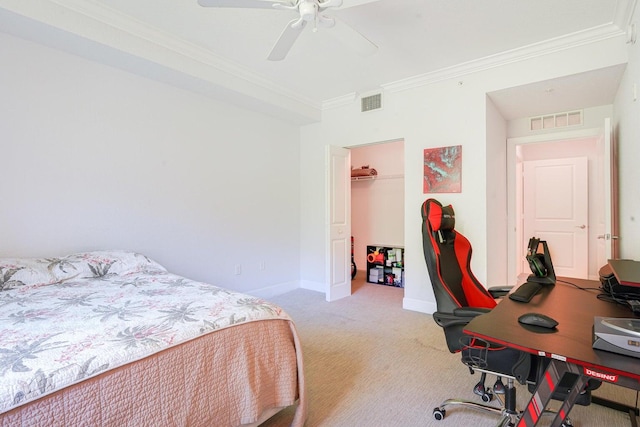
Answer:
0;0;633;123
488;64;626;120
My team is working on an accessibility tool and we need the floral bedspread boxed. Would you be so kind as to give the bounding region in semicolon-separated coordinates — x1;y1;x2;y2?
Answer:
0;250;291;414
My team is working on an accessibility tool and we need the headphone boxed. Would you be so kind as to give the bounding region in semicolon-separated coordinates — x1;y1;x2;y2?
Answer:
526;238;548;277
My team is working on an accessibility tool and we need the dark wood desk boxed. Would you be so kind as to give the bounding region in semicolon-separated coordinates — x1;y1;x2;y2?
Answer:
464;278;640;427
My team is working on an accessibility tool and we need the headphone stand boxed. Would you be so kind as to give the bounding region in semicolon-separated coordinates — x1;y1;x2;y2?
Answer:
527;240;556;285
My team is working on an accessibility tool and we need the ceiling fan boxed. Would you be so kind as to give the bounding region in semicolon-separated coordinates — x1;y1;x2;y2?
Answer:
197;0;378;61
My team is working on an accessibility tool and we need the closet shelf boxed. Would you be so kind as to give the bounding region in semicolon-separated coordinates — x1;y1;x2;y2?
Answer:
351;174;404;182
351;175;375;182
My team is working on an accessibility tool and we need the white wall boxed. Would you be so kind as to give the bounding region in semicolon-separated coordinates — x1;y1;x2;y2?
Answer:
350;140;404;271
0;32;302;296
300;35;629;313
486;97;508;286
614;7;640;259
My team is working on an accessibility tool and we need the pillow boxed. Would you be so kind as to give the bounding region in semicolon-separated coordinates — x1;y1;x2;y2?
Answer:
50;250;167;281
0;251;166;290
0;258;56;291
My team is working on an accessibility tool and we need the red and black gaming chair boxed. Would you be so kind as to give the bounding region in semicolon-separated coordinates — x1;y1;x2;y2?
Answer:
422;198;597;424
421;198;532;423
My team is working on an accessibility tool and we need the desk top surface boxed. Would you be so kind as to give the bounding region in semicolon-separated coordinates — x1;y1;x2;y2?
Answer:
464;278;640;381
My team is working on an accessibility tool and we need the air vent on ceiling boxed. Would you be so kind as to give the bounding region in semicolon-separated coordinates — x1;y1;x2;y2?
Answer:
529;110;582;131
361;93;382;112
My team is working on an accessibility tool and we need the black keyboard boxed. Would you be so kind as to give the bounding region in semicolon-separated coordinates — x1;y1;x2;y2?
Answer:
509;281;542;303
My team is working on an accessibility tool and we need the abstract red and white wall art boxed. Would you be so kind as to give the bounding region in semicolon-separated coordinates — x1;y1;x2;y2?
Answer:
423;145;462;193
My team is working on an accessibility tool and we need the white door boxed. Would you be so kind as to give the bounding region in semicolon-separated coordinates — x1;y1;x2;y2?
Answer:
326;145;351;302
523;157;588;278
597;118;620;264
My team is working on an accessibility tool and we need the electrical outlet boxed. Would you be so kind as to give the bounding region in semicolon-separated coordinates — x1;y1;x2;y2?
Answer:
259;261;266;271
234;265;242;275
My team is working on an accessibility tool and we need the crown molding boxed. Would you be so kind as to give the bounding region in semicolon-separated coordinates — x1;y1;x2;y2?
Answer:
0;0;321;122
3;0;635;118
381;23;627;94
54;0;320;106
322;92;358;110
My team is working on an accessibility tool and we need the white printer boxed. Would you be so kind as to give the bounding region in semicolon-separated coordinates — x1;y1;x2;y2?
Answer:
593;317;640;359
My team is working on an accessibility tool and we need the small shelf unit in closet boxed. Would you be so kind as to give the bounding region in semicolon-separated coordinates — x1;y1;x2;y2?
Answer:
366;245;404;288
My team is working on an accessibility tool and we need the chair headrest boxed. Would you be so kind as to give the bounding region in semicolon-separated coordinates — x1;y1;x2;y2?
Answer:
428;202;455;232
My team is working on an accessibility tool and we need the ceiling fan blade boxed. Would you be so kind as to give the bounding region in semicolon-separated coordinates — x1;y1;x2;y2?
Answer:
267;19;307;61
329;17;377;57
197;0;291;8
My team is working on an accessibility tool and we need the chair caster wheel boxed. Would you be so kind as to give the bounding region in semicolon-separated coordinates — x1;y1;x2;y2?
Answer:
473;382;485;396
481;390;493;402
433;407;446;420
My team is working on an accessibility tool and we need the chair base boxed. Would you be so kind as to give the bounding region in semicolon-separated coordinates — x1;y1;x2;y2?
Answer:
432;375;575;427
432;398;518;427
433;376;519;426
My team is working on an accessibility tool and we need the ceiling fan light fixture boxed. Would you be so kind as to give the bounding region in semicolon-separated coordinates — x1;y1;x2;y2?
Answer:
299;1;318;21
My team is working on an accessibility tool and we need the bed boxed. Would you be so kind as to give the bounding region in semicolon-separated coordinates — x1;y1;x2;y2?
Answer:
0;250;306;426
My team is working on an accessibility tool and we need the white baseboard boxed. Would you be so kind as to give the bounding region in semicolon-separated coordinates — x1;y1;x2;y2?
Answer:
403;297;436;314
248;280;301;299
299;279;325;293
250;280;436;315
248;280;326;299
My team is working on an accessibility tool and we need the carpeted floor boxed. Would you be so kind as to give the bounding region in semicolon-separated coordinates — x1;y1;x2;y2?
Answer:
261;277;639;427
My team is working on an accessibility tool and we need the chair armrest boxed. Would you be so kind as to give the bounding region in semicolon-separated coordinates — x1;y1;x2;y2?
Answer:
433;308;494;354
433;307;491;328
453;307;491;317
488;286;513;298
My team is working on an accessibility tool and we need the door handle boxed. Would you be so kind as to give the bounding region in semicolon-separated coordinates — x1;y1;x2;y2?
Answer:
576;225;586;229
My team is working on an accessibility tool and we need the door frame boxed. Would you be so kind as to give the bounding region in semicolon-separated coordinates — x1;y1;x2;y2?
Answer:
507;127;604;284
325;138;406;302
598;117;620;261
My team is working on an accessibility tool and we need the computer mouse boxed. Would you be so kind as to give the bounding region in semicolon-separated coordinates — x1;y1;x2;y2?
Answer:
518;312;558;329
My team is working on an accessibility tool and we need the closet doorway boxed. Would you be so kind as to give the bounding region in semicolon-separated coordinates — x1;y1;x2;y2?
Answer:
350;139;405;297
